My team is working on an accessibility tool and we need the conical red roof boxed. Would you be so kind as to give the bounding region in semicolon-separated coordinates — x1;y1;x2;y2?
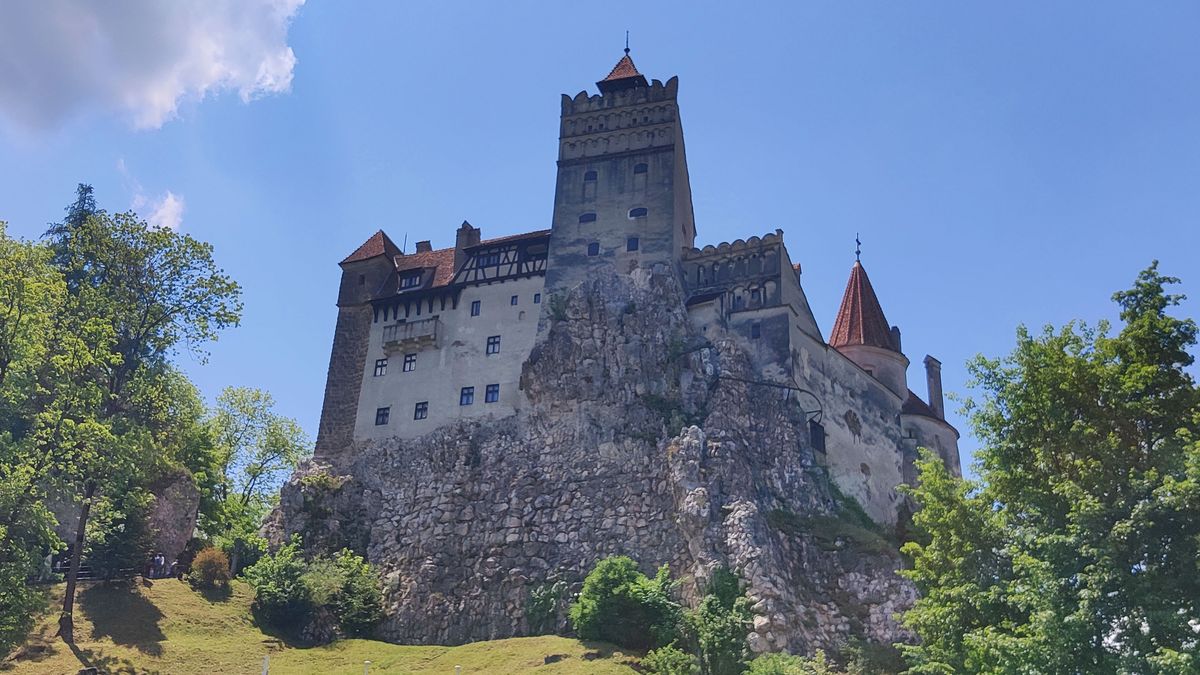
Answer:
829;261;897;351
603;54;642;82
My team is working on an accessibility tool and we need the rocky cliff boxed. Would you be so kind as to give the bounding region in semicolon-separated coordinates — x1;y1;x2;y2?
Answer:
270;268;914;655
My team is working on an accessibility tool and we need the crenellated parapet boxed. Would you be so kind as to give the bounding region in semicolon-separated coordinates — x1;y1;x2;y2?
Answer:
683;230;787;310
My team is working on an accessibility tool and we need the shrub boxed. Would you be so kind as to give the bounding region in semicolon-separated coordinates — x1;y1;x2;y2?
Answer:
188;547;231;588
243;537;312;630
644;643;699;675
746;651;840;675
569;556;681;651
686;569;752;675
328;549;384;638
527;579;567;635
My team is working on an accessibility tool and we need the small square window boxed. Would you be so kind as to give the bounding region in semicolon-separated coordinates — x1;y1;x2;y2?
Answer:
485;383;500;403
810;420;826;453
627;237;639;252
587;242;600;256
486;335;501;355
579;213;597;224
633;163;648;174
374;358;387;377
403;354;416;372
584;170;598;181
471;300;481;316
374;407;390;426
511;295;518;306
460;387;474;406
628;207;648;219
413;401;428;420
751;323;761;339
534;293;542;304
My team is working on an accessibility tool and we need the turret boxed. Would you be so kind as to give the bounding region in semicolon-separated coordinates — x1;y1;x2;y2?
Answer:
829;259;909;398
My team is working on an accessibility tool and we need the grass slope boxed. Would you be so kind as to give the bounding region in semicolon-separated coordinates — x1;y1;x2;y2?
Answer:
4;580;638;674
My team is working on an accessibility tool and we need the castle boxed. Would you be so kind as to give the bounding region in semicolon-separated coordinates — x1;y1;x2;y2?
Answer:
314;50;960;527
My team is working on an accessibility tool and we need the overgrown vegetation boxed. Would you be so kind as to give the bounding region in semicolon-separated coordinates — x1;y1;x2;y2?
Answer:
242;536;384;643
527;579;568;635
569;556;681;652
187;548;232;589
900;263;1200;674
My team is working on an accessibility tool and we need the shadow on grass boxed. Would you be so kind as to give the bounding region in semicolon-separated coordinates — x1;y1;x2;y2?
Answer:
196;583;233;603
66;640;142;674
249;603;309;649
79;582;166;656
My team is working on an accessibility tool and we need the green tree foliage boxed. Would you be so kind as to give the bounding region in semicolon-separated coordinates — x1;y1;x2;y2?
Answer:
0;185;242;644
526;579;567;636
202;386;309;572
243;538;383;640
746;651;841;675
900;262;1200;674
569;556;682;651
644;643;700;675
684;568;753;675
84;489;155;580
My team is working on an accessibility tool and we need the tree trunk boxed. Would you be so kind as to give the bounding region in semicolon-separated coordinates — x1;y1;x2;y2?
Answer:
57;480;96;643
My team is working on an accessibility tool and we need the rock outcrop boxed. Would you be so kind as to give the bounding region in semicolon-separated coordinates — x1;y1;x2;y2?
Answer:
270;269;914;655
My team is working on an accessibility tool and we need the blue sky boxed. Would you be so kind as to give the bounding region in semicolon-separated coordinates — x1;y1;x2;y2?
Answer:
2;2;1198;472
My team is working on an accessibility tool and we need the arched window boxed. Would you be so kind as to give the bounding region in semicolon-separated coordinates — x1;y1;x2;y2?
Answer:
587;242;600;256
633;163;648;174
628;207;648;219
584;170;597;181
579;213;597;223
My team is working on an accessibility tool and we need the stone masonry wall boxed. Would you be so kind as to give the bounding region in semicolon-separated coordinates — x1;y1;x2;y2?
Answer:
272;268;914;655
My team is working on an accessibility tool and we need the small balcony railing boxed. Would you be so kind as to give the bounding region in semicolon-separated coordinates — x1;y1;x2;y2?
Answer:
382;317;439;351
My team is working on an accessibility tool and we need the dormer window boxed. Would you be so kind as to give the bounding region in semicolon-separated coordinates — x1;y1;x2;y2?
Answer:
628;207;648;219
579;213;597;224
400;273;421;289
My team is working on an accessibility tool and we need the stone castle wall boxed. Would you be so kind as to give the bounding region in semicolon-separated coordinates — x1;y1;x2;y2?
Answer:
272;269;914;654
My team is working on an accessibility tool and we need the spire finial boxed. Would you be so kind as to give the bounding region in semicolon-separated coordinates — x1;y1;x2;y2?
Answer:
625;31;630;55
855;233;862;262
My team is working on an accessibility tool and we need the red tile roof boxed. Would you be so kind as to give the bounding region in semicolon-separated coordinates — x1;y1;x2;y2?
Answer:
383;228;551;291
341;230;400;264
829;261;897;352
602;54;642;81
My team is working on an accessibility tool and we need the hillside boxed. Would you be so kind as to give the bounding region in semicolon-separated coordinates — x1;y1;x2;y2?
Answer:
3;580;638;674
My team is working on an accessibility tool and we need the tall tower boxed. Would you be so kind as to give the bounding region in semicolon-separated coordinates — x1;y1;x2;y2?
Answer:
544;49;696;291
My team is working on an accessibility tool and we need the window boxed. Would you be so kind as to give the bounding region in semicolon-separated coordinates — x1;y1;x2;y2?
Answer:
485;383;500;403
584;170;598;181
374;407;390;426
587;242;600;256
510;295;518;306
471;300;481;316
482;252;500;266
358;274;365;286
751;289;761;305
486;335;501;355
460;387;474;406
633;163;648;174
751;323;761;339
534;293;542;304
809;420;826;453
413;401;428;420
373;358;387;377
733;295;744;310
403;353;416;372
628;207;648;219
579;213;597;224
627;237;639;252
401;274;421;288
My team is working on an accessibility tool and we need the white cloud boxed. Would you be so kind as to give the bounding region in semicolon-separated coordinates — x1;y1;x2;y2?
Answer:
0;0;304;132
120;158;184;230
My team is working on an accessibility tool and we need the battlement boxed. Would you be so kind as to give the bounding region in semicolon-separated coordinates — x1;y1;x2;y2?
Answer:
559;75;679;116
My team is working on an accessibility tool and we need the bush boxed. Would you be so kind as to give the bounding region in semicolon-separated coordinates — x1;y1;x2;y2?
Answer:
188;547;232;588
243;537;312;630
527;580;567;635
244;538;383;641
686;569;752;675
569;556;681;651
644;643;699;674
747;651;840;675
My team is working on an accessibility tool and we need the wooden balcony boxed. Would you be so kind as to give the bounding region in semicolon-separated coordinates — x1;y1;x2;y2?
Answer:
382;317;439;352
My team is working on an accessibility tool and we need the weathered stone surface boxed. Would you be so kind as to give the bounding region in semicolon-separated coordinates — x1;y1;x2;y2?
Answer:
147;468;200;563
270;269;914;654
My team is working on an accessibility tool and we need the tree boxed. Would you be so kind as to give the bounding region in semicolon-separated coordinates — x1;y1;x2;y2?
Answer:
684;568;753;675
900;262;1200;674
570;556;683;651
34;188;241;641
204;386;310;572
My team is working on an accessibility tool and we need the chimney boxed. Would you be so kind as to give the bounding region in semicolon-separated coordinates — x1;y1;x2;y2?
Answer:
890;326;902;352
924;355;944;420
455;220;481;270
415;240;433;253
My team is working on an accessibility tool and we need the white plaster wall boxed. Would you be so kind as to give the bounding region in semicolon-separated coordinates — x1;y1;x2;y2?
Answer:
901;414;962;477
835;344;909;400
354;276;546;441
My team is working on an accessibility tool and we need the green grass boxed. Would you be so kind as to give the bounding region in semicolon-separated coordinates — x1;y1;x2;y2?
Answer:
4;580;639;674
